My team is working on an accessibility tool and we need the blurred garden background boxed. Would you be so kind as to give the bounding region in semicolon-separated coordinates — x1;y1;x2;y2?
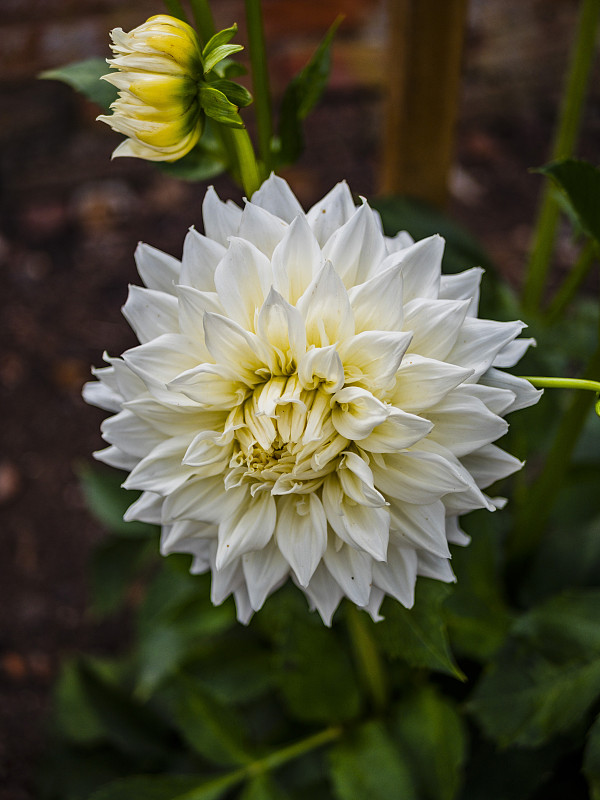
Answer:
1;1;600;797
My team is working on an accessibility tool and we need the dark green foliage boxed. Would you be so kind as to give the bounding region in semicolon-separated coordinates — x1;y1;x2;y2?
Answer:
536;158;600;246
40;59;117;112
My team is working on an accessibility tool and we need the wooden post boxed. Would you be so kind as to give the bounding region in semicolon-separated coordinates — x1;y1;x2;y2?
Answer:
381;0;468;208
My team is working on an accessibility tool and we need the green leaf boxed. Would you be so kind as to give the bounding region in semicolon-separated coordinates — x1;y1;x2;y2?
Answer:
79;464;156;538
40;58;117;112
53;660;109;745
257;588;362;723
392;687;468;800
275;17;341;166
328;721;417;800
371;195;493;275
199;86;244;128
537;158;600;245
90;535;156;617
584;713;600;799
74;660;174;760
445;513;513;661
469;590;600;747
374;579;465;679
89;773;241;800
209;79;253;108
166;678;253;766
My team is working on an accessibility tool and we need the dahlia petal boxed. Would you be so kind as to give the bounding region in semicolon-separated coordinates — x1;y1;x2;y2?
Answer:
457;383;516;415
297;261;355;348
372;544;418;608
447;318;526;381
358;407;433;452
347;263;404;333
237;202;288;258
160;520;216;555
101;409;164;457
402;298;470;360
385;230;415;253
272;214;324;304
439;267;484;316
391;355;473;412
424;394;508;458
339;501;390;561
362;588;385;621
202;186;242;246
242;542;289;610
134;242;180;294
94;445;138;470
460;443;524;489
251;173;304;223
306;181;356;246
123;333;206;388
105;356;148;402
179;227;226;291
382;234;443;301
338;451;386;507
338;330;413;392
446;515;470;545
169;363;248;406
183;429;234;475
275;494;327;586
122;285;179;343
176;285;224;340
322;202;386;287
216;490;277;569
82;379;122;412
124;490;163;524
211;556;244;605
162;476;235;524
257;288;307;368
213;237;272;330
297;345;345;393
416;550;456;583
493;337;536;368
331;386;390;440
122;435;194;494
233;584;255;624
371;449;470;504
389;500;450;558
481;368;543;413
203;312;273;379
323;543;372;606
303;563;344;625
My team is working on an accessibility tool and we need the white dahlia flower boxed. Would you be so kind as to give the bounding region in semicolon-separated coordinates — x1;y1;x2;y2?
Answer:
84;176;541;624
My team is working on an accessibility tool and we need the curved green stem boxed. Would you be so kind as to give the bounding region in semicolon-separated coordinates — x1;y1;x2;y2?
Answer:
521;376;600;394
245;0;274;174
521;0;600;313
510;343;600;563
346;604;388;714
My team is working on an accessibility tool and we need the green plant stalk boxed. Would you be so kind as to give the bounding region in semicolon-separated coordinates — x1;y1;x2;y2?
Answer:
546;240;598;323
189;0;216;45
521;0;600;313
245;0;274;173
346;603;388;714
510;341;600;562
224;126;262;197
180;726;343;798
163;0;190;22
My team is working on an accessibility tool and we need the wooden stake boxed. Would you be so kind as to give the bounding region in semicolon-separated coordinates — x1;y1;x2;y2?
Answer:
381;0;468;207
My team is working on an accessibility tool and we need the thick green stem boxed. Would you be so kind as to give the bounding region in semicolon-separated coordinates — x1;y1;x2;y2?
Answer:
189;0;216;46
224;126;262;197
521;376;600;394
346;604;388;714
244;0;273;174
546;241;598;323
163;0;189;22
509;342;600;563
521;0;600;313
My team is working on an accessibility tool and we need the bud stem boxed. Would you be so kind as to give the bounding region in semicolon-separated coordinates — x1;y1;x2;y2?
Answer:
245;0;274;173
189;0;216;47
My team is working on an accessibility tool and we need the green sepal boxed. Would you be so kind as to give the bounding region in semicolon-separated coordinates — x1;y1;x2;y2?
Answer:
199;86;245;128
274;16;342;166
210;79;253;108
202;24;244;74
39;58;117;112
